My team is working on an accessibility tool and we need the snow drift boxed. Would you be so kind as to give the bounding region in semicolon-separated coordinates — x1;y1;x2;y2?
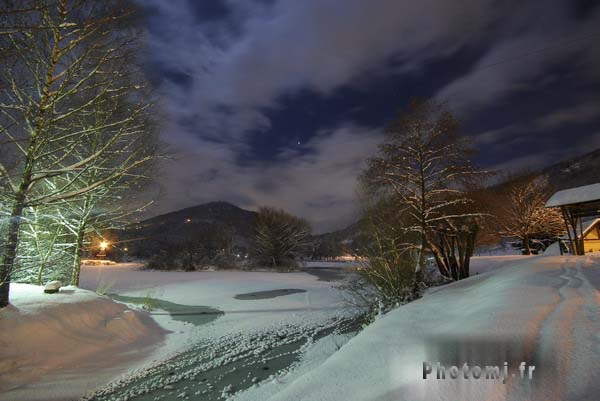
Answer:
0;284;166;401
261;255;600;401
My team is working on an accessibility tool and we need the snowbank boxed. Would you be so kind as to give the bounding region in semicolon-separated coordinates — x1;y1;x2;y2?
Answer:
263;255;600;401
469;255;535;275
0;284;166;401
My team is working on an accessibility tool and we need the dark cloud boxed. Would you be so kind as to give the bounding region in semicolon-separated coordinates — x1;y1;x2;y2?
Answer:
156;124;382;232
140;0;600;232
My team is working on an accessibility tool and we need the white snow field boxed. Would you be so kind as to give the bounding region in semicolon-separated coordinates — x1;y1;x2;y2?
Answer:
469;255;534;275
246;255;600;401
2;255;595;401
0;284;165;401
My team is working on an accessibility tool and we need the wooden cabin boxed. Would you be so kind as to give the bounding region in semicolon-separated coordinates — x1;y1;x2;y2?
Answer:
546;183;600;255
581;218;600;253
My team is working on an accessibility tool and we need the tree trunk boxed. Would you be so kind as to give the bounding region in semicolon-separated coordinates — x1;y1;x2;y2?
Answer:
462;228;477;279
448;236;458;281
431;243;450;279
576;217;585;255
456;233;466;280
412;233;426;298
0;4;63;306
413;155;427;298
0;194;26;307
523;235;531;255
36;260;47;286
71;224;85;286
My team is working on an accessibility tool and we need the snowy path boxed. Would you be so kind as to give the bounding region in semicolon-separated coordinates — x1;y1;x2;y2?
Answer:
527;256;600;400
260;256;600;401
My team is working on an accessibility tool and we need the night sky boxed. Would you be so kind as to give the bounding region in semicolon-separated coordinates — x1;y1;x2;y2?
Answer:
141;0;600;233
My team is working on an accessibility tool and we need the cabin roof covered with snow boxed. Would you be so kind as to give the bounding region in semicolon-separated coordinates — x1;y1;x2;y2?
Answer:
545;183;600;208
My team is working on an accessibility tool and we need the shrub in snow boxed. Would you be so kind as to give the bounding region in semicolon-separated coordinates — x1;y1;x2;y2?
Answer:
346;199;417;313
421;258;453;287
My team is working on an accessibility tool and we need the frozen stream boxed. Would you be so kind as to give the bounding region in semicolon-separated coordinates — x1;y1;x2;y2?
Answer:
78;263;364;401
86;295;362;401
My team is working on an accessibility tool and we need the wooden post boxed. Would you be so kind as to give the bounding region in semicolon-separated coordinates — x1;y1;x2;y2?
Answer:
561;207;575;254
578;216;585;255
558;237;563;256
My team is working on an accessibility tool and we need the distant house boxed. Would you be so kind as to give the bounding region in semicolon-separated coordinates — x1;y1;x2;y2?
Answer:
546;183;600;255
580;218;600;253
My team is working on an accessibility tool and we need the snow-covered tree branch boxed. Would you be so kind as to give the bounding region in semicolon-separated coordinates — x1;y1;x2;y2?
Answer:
492;173;564;254
362;99;483;291
0;0;157;306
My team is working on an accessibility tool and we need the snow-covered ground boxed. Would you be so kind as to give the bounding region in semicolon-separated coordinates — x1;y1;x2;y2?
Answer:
80;262;348;313
1;262;358;401
0;284;165;401
248;255;600;401
4;255;592;401
78;262;360;400
469;255;535;275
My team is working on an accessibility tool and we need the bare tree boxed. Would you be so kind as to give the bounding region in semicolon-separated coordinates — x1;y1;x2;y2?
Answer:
251;207;310;269
57;111;159;286
362;99;480;295
0;0;153;306
494;174;564;254
59;185;156;286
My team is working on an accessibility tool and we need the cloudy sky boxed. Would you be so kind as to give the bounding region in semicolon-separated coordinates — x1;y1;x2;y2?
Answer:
140;0;600;232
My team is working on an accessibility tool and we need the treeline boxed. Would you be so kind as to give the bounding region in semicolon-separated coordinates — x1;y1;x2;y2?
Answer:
0;1;159;306
145;223;237;271
146;206;311;272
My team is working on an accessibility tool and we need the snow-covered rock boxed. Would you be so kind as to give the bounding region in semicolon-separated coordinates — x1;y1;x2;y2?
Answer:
43;280;62;294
